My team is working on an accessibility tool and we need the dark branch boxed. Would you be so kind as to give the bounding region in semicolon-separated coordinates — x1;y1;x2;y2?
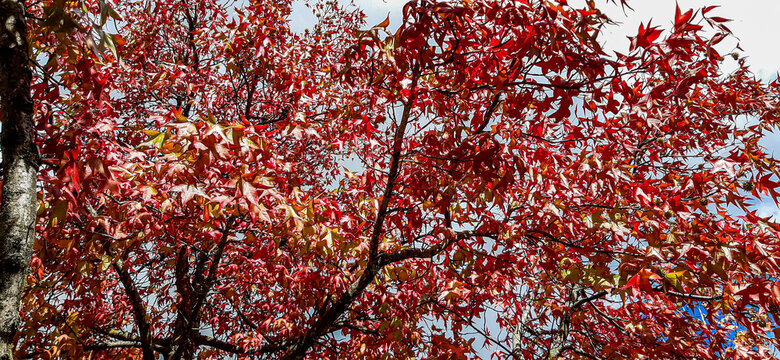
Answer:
112;262;155;360
572;291;608;310
280;70;420;360
380;230;497;266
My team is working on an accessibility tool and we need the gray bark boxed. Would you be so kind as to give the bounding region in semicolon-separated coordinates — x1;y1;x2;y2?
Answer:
0;0;39;358
549;286;580;360
511;305;531;358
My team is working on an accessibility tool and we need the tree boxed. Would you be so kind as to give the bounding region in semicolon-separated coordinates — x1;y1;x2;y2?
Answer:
0;0;40;358
10;0;780;359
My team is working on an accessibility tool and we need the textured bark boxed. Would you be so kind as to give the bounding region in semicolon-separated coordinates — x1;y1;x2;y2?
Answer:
549;286;579;360
0;0;39;359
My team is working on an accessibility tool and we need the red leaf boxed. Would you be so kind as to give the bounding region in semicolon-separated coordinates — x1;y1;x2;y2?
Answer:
674;6;695;30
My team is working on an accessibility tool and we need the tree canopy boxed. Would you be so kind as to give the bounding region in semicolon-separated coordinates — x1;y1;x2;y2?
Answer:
7;0;780;359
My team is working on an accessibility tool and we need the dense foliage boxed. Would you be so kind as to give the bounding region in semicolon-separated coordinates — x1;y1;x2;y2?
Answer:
15;0;780;359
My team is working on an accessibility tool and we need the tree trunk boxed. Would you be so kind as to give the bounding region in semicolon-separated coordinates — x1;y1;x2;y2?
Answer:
0;0;39;358
549;286;580;360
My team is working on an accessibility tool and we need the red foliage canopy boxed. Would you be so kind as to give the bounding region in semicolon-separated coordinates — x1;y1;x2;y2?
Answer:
18;0;780;359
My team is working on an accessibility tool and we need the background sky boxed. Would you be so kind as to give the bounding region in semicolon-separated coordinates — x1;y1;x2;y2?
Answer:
334;0;780;77
290;0;780;220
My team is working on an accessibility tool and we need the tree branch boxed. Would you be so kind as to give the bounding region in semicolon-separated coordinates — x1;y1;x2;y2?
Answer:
112;262;155;360
549;286;579;359
170;217;235;360
83;341;144;351
572;291;608;310
380;230;497;266
511;305;532;359
280;71;419;360
87;328;168;354
589;303;627;335
525;229;641;257
661;288;723;301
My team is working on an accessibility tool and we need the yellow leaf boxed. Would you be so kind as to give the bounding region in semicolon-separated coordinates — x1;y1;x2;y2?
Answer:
665;270;686;289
